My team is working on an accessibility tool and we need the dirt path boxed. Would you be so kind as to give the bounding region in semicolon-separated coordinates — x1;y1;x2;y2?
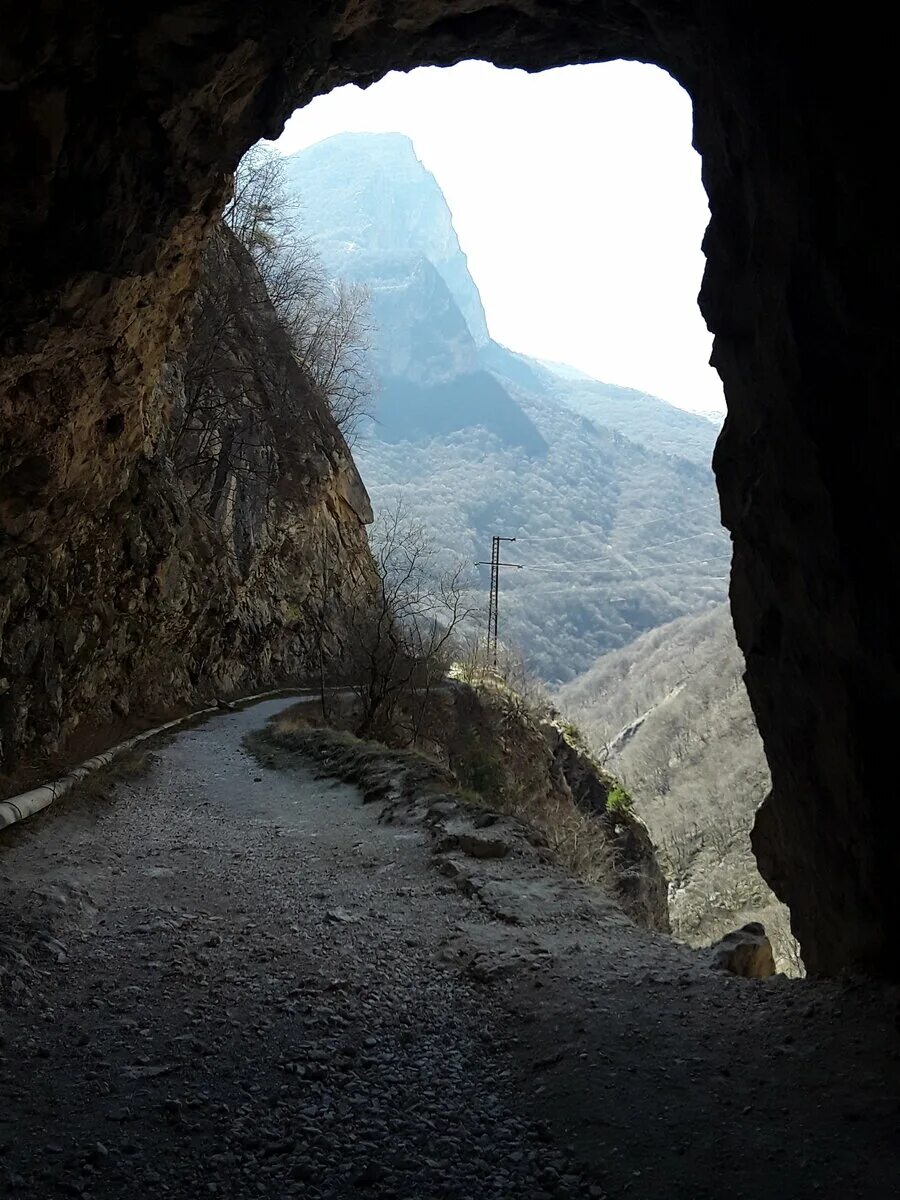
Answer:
1;699;898;1199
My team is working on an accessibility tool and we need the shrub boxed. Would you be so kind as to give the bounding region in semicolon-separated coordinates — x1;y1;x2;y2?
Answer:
606;783;634;814
452;732;506;801
560;720;585;748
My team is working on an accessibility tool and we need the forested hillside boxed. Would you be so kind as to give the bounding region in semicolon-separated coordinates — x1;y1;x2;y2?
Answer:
557;605;803;972
281;132;729;682
358;383;726;681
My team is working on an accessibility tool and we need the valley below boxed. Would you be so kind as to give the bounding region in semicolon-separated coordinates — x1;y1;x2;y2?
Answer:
559;604;798;970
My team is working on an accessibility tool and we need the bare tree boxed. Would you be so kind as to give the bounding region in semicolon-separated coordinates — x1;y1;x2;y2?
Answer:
285;278;373;447
169;143;377;523
225;144;375;445
347;501;476;740
223;143;294;254
170;232;277;509
454;633;552;723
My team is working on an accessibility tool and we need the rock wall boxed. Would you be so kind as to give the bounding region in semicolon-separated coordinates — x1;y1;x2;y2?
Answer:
0;225;373;772
545;727;670;935
0;3;897;974
428;685;670;933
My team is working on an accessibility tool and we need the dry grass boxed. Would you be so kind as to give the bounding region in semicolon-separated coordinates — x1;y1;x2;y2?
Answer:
540;799;615;887
486;778;615;889
67;748;153;802
270;695;618;892
438;687;620;891
248;709;456;807
270;707;318;737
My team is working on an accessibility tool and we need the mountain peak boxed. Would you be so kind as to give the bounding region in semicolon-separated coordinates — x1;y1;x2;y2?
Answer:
281;132;489;345
288;131;421;171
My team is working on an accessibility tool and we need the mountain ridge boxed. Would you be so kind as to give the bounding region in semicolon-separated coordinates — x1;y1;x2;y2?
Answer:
283;132;490;347
282;132;729;680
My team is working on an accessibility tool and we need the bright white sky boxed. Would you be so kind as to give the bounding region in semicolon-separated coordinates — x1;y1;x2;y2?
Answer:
275;59;724;416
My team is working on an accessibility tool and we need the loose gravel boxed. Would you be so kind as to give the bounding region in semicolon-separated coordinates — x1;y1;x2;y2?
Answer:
1;698;898;1200
0;700;602;1199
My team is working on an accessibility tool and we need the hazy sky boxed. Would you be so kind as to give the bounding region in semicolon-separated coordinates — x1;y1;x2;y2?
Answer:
275;60;724;416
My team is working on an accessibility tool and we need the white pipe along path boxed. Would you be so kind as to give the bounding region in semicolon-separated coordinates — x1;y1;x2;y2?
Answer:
0;687;318;834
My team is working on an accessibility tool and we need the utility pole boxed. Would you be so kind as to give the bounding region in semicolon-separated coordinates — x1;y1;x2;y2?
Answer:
475;535;522;668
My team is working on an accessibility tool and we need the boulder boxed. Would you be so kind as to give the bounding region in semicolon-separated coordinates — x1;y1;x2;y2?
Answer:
433;819;514;860
709;922;776;979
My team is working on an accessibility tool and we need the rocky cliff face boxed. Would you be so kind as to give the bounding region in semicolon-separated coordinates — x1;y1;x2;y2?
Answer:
1;2;898;976
0;227;373;775
283;133;490;351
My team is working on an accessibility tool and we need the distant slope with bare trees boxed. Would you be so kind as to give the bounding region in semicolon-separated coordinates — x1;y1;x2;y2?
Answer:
557;604;803;973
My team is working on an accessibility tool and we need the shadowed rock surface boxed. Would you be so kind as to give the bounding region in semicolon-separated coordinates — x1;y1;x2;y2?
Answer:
0;3;897;975
0;224;373;774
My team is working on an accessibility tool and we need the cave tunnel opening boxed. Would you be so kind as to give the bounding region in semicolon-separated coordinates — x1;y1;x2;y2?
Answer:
2;8;900;1197
0;4;897;987
257;58;795;967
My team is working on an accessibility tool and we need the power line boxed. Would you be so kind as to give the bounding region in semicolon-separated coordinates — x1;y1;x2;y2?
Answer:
610;529;729;553
518;532;727;559
520;551;729;567
517;554;730;575
505;577;730;599
512;503;721;544
498;565;732;590
507;528;730;577
440;516;726;568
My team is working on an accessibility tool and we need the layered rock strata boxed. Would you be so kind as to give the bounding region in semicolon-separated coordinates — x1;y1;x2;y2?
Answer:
1;227;373;770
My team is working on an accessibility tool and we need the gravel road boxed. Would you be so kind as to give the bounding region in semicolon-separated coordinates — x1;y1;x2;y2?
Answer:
1;698;898;1199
